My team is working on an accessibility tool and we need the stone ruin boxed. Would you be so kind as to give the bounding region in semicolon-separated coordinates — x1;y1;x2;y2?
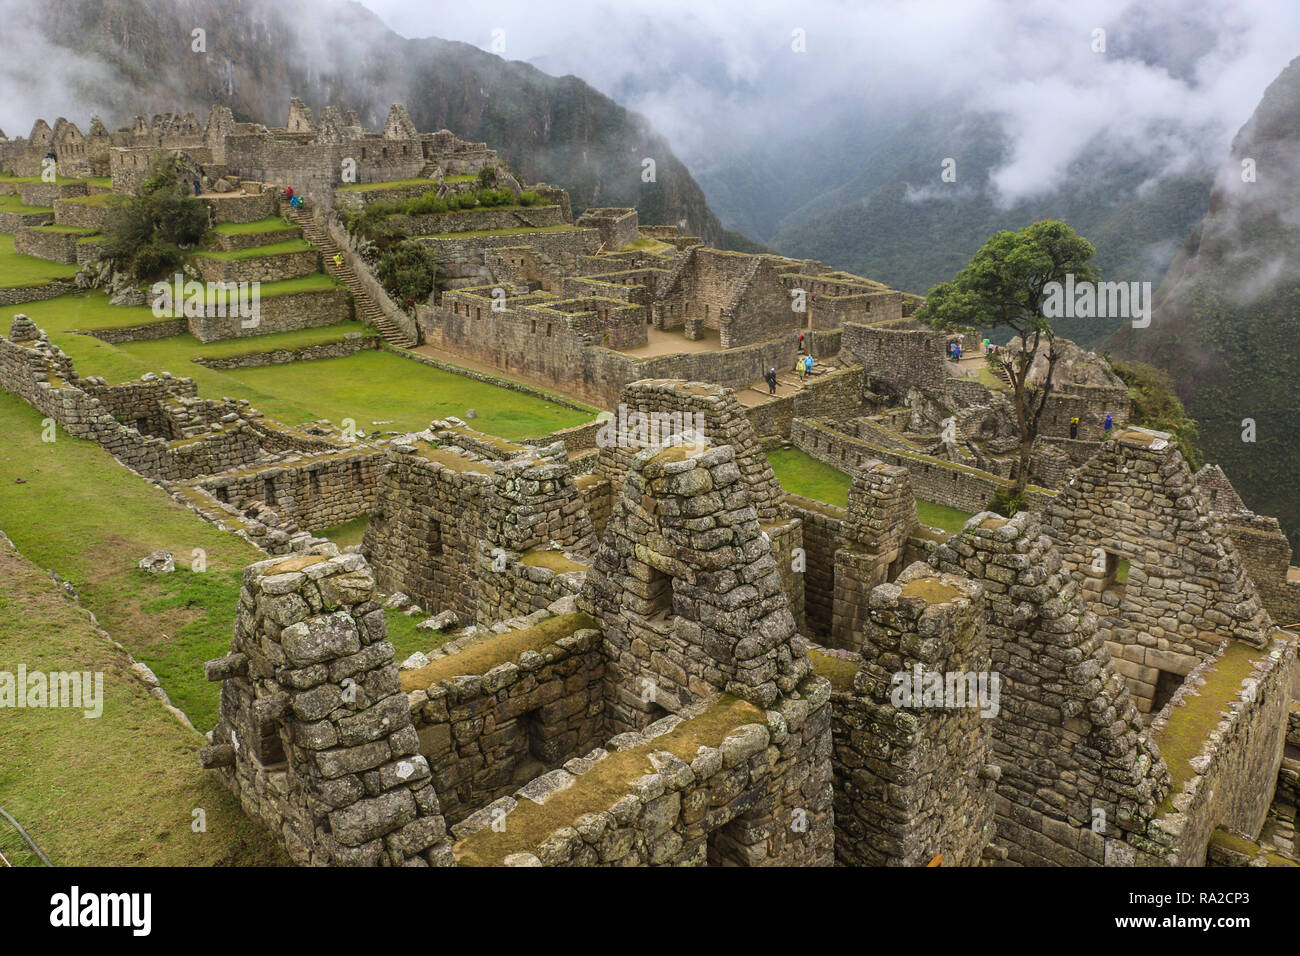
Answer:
195;379;1298;867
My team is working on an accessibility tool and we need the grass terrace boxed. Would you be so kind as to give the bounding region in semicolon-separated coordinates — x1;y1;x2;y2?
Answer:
454;694;763;866
0;532;286;865
59;192;117;207
8;292;593;440
192;237;313;260
0;232;79;286
0;194;54;215
209;216;299;236
767;446;973;533
28;224;99;236
337;177;437;192
0;389;263;732
421;224;580;240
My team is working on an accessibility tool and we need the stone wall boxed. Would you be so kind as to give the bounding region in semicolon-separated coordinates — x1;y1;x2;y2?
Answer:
194;333;380;369
401;611;606;825
579;442;812;731
830;462;920;650
14;226;84;264
1045;427;1273;690
792;417;1055;515
832;564;998;866
929;511;1172;865
186;287;352;342
1144;633;1295;865
201;548;455;866
785;494;844;638
450;683;834;867
195;447;384;532
192;248;321;284
0;280;78;306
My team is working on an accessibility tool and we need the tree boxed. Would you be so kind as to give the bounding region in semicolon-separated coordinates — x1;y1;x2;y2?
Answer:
917;220;1098;499
101;152;209;279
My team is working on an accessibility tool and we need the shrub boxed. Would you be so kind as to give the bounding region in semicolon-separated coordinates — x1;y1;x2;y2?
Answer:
987;486;1025;518
375;240;438;308
519;190;543;207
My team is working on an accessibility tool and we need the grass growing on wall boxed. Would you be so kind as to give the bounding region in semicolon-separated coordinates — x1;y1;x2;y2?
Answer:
192;237;313;260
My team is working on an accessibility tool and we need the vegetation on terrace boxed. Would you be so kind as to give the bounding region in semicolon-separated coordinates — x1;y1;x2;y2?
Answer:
0;232;78;286
766;446;973;533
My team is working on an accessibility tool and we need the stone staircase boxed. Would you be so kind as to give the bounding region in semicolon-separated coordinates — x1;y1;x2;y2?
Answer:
284;203;417;348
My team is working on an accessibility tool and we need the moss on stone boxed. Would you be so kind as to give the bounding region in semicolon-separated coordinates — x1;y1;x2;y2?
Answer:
900;577;963;603
1154;640;1265;816
454;694;762;866
808;648;857;693
520;549;587;573
399;612;596;691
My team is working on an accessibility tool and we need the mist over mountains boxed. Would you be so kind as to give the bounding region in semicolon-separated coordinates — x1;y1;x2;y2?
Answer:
0;0;727;244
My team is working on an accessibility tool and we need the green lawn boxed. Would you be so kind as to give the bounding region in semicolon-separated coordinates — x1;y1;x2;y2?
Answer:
0;533;286;865
193;237;313;260
0;194;54;215
29;224;98;235
228;350;594;439
316;515;368;548
8;288;592;439
0;389;262;731
209;216;299;236
767;446;973;533
768;447;852;507
0;232;79;287
336;177;439;192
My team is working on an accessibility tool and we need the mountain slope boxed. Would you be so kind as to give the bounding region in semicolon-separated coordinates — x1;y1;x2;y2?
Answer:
8;0;727;244
1107;55;1300;547
762;106;1212;344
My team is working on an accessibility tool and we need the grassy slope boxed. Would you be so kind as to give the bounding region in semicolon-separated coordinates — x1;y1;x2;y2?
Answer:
0;390;261;730
0;536;287;866
767;446;972;533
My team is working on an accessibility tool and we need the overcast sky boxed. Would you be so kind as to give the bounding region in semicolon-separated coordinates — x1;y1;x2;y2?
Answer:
361;0;1300;203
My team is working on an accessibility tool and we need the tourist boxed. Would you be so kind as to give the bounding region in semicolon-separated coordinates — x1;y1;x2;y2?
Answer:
333;253;343;267
798;333;805;354
804;354;814;377
192;178;201;196
1104;412;1113;436
795;357;805;382
1069;417;1079;439
984;337;992;355
767;367;777;395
